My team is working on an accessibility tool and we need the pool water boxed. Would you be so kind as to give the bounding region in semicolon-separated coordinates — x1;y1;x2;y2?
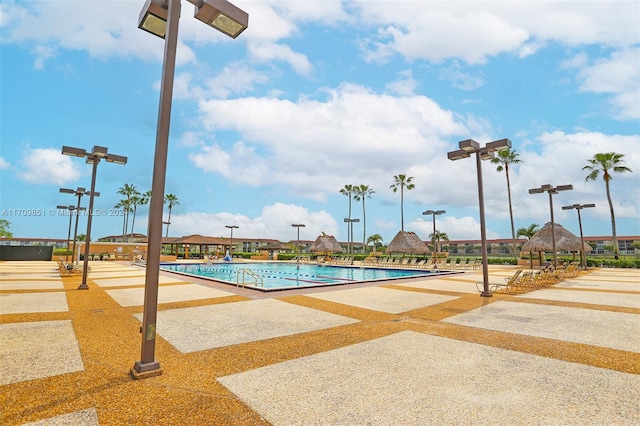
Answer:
160;262;444;291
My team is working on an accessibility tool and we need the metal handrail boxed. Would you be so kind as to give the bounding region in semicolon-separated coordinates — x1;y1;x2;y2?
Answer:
236;268;264;288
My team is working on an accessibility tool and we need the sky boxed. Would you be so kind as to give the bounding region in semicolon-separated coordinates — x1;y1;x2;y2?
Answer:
1;0;639;247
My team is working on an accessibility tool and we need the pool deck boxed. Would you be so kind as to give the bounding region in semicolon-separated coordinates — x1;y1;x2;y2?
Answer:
1;261;639;425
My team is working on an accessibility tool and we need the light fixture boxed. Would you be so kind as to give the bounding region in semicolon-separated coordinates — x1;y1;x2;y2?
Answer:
194;0;248;38
447;137;512;297
528;184;573;267
562;203;595;269
62;145;126;288
133;0;248;380
138;0;169;38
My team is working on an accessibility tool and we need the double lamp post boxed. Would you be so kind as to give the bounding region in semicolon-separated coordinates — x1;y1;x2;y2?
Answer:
447;138;512;297
61;146;127;289
132;0;248;379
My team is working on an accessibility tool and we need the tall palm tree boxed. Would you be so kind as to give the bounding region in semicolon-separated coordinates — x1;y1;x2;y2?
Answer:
583;152;632;256
117;183;137;242
164;193;180;237
491;148;522;255
366;233;383;253
353;184;375;248
128;194;143;242
114;199;130;242
390;174;415;231
339;185;355;253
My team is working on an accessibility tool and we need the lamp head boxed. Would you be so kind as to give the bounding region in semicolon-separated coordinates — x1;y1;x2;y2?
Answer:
447;149;470;161
138;0;168;39
194;0;248;39
458;139;480;152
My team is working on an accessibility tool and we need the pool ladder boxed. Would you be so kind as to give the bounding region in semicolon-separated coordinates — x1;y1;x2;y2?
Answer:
236;268;264;288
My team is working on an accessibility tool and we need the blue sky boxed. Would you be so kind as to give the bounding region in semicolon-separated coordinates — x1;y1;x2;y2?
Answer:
1;0;639;246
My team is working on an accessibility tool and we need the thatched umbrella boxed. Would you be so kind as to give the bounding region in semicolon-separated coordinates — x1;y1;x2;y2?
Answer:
385;231;430;255
521;222;592;267
309;235;344;257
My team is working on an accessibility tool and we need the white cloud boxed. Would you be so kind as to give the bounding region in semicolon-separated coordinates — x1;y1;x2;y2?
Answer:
0;157;10;169
386;69;419;95
248;41;313;75
575;47;640;120
140;203;340;241
190;84;468;199
17;148;83;185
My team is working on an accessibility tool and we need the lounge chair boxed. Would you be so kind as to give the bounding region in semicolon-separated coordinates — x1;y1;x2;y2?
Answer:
476;269;523;294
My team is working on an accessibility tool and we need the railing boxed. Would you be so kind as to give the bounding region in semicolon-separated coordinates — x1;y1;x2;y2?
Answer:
236;268;264;288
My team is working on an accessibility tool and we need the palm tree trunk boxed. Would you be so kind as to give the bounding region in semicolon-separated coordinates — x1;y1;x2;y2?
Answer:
130;206;137;242
400;187;404;231
166;207;172;238
362;199;366;250
505;166;517;255
605;179;619;255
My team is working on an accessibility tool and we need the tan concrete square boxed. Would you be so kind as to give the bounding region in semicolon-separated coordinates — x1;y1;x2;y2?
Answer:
218;331;639;425
443;301;640;352
136;299;359;353
307;286;459;313
24;408;99;426
0;292;68;314
107;284;233;307
395;278;479;293
0;320;84;385
0;280;64;290
518;288;640;308
93;275;185;288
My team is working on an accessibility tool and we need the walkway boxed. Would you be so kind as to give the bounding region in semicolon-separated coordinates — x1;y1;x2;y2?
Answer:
1;261;639;425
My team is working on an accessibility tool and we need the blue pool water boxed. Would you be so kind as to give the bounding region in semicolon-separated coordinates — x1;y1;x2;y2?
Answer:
160;262;443;291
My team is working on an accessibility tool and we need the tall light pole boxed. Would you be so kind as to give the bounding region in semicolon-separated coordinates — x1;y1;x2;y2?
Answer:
448;138;512;297
343;218;359;261
529;184;573;268
56;204;86;262
59;186;92;264
62;146;127;289
291;224;305;261
562;203;595;270
423;209;445;260
132;0;248;379
225;225;239;258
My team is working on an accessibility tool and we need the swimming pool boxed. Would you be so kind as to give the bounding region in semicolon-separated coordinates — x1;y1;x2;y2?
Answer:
160;262;451;291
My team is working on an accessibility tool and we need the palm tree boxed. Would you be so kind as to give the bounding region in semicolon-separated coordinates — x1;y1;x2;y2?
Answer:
353;184;375;248
491;148;522;255
517;223;539;268
114;200;129;241
429;230;449;253
366;233;383;253
117;183;137;241
128;194;144;242
390;174;415;231
516;223;539;240
583;152;632;256
339;185;355;253
164;193;180;237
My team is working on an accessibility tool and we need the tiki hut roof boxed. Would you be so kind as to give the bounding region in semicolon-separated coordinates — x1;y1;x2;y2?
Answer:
385;231;430;254
309;235;344;253
521;223;592;253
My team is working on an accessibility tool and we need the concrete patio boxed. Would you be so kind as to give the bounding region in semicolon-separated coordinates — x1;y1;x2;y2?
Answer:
1;261;638;425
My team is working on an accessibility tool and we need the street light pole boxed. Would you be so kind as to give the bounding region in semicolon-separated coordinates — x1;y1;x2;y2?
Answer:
291;224;305;261
343;218;359;263
529;184;573;268
132;0;248;380
448;138;512;297
226;225;239;258
56;205;87;262
423;209;445;260
61;146;126;290
562;203;595;269
60;187;90;265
